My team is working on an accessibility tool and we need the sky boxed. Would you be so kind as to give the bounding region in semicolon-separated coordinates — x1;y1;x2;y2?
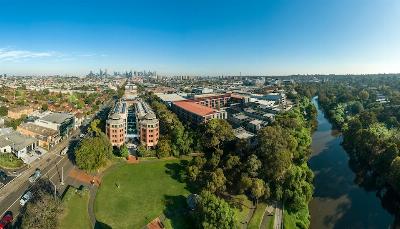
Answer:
0;0;399;76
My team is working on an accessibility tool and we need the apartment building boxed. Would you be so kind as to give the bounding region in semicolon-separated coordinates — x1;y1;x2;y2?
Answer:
171;100;227;125
190;93;249;109
134;99;159;148
106;100;127;147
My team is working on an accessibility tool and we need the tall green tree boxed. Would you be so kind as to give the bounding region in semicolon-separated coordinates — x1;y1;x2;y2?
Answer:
21;180;62;229
195;191;237;229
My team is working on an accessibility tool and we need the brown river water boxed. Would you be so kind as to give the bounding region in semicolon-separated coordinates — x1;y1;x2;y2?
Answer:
309;97;393;229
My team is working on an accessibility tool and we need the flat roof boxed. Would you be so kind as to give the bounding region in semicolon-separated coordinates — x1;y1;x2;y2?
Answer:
41;112;73;124
0;130;37;151
233;127;254;139
156;93;186;102
173;100;218;116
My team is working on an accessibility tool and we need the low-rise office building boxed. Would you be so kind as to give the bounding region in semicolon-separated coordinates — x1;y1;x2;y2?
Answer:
17;122;60;150
34;112;75;138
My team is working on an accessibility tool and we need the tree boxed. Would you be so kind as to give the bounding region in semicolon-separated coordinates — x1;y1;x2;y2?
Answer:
21;179;62;229
156;139;172;158
195;191;237;229
0;106;7;116
204;168;226;194
359;90;370;101
89;119;101;136
201;119;234;150
245;154;262;178
75;133;112;171
250;178;267;204
117;144;130;158
41;103;48;111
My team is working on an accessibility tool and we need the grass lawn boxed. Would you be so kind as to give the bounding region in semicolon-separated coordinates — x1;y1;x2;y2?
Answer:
59;187;91;229
248;202;267;229
268;214;275;229
283;209;297;229
95;159;192;229
0;153;24;169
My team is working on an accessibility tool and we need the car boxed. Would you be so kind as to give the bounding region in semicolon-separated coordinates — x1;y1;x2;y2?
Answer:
20;191;33;206
28;169;41;183
0;171;7;181
80;133;85;138
60;147;68;155
0;211;13;229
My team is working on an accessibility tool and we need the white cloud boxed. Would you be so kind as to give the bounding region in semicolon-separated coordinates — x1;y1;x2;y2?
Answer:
0;48;53;61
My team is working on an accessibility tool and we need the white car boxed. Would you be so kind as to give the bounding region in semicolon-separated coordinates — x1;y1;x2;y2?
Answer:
80;134;85;138
28;169;41;183
20;191;33;206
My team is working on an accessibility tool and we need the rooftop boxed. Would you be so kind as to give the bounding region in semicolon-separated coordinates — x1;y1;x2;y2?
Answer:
0;128;37;151
41;112;74;124
233;127;254;140
173;100;218;116
18;122;58;137
156;93;187;102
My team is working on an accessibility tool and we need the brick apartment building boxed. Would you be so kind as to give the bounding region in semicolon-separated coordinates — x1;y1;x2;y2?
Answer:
171;100;227;125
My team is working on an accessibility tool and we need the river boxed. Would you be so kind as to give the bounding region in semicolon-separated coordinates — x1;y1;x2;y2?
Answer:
309;97;394;229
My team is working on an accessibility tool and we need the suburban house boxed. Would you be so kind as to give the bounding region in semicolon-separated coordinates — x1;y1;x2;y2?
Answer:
7;106;34;119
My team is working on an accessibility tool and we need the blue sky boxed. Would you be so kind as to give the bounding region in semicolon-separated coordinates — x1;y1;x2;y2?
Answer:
0;0;399;76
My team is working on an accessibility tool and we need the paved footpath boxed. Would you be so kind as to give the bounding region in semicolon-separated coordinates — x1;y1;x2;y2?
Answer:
273;201;283;229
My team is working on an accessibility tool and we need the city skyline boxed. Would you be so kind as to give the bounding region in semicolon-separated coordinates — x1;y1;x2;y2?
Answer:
1;0;400;76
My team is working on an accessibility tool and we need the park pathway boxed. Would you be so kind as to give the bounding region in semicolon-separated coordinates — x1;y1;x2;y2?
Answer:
273;201;283;229
259;202;274;229
240;203;256;229
88;185;98;227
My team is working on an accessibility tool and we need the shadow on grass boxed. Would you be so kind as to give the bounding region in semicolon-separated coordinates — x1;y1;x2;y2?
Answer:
164;160;196;193
94;220;112;229
163;195;194;229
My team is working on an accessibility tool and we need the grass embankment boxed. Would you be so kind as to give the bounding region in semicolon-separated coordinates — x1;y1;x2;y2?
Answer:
0;153;24;169
94;159;192;228
283;209;296;229
248;202;267;229
59;187;91;229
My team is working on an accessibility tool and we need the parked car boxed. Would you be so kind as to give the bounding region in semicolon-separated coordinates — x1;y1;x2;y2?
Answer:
80;134;85;138
0;211;13;229
20;191;33;206
0;171;7;181
60;147;68;155
28;169;41;183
